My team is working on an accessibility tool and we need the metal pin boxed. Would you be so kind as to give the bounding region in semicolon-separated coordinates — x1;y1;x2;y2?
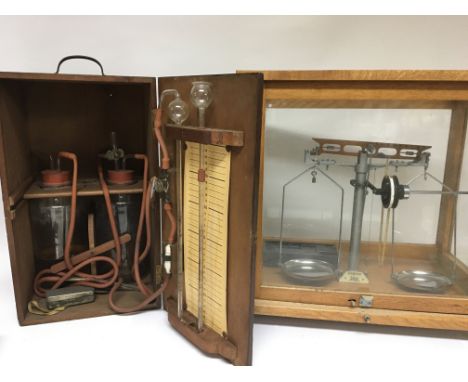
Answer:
111;131;119;170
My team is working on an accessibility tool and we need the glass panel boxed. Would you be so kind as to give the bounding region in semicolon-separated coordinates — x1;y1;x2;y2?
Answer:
261;107;468;301
455;123;468;295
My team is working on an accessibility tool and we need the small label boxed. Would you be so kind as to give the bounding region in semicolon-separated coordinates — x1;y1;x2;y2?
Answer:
339;270;369;284
198;169;206;182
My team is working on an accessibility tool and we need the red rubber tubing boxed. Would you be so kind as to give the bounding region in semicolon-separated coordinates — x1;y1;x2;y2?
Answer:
132;155;152;297
57;152;78;271
108;109;176;313
33;152;120;298
97;161;122;267
164;202;176;245
107;275;169;314
154;108;170;170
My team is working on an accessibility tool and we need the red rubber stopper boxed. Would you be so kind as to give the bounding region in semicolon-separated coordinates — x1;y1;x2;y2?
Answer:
107;169;135;185
41;170;71;187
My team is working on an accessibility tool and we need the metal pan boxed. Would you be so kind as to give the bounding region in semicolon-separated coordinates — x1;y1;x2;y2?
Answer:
281;259;336;284
392;270;452;293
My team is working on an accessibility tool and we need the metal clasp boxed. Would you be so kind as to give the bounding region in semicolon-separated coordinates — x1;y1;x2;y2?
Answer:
359;295;374;308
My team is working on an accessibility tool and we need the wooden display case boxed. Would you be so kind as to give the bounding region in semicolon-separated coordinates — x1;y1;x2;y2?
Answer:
245;70;468;331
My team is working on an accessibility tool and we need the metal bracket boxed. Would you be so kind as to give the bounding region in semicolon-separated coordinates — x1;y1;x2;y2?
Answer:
304;149;336;166
359;295;374;308
151;175;170;196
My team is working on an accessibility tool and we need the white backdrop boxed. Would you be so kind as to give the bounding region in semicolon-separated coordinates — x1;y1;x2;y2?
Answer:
0;16;467;380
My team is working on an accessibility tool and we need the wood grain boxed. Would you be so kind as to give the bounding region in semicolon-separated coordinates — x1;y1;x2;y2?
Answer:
0;71;157;325
255;299;468;331
165;123;244;147
252;69;468;329
265;99;457;109
167;298;237;363
265;86;468;102
239;70;468;82
0;71;154;84
0;82;32;211
436;104;468;254
5;200;35;323
23;289;156;325
159;73;263;366
259;256;468;315
24;179;143;199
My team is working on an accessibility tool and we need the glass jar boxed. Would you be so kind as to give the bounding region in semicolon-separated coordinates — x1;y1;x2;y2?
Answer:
30;197;89;268
94;193;148;281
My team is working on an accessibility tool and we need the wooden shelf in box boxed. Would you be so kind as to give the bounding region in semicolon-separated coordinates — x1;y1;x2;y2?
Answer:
24;179;144;200
165;123;244;147
23;290;153;325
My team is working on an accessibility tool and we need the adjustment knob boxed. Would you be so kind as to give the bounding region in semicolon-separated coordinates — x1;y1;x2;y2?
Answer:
381;175;409;208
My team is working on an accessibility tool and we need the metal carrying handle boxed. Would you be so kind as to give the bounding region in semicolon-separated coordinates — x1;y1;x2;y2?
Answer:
55;55;105;76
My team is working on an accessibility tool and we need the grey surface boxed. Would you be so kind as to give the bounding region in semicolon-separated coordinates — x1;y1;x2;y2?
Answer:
263;240;339;267
348;151;369;270
281;259;336;284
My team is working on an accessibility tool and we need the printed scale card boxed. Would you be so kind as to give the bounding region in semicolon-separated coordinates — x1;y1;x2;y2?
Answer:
183;142;230;335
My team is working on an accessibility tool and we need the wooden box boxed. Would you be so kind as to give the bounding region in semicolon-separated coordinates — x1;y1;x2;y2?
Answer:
0;60;262;366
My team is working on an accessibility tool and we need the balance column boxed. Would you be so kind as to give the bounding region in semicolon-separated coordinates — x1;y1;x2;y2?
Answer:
348;150;369;271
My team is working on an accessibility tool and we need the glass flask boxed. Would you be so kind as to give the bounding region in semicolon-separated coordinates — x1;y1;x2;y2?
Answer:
190;81;213;127
168;96;189;126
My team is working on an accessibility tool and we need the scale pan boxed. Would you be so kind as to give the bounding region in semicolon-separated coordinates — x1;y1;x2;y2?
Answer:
393;270;452;293
281;259;336;284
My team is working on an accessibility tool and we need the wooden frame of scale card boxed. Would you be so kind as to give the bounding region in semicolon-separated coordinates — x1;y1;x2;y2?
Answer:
239;70;468;331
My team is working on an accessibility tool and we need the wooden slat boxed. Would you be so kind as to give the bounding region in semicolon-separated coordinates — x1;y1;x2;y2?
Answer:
165;124;244;147
258;261;468;315
239;70;468;82
0;71;154;85
255;299;468;331
266;99;456;109
23;179;143;199
255;93;267;297
5;200;35;323
8;175;33;207
166;299;237;363
265;87;468;102
23;289;154;325
436;104;468;253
